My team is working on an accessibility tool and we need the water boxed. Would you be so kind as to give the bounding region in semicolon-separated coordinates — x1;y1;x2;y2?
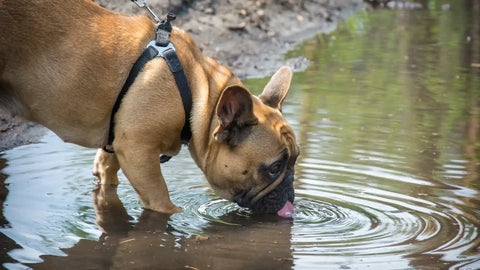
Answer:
1;2;480;269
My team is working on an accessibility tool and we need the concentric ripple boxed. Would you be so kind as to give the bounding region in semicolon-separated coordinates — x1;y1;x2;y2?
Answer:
293;198;341;224
288;156;480;268
197;198;251;222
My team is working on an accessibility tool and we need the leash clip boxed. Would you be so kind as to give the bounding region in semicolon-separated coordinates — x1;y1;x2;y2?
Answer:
131;0;160;23
131;0;176;47
157;12;176;33
155;12;176;46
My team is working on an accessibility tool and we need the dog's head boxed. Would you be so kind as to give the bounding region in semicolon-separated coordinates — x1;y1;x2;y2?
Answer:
204;67;299;216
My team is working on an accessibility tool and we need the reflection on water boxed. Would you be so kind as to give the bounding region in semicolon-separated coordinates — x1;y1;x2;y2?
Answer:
1;1;480;269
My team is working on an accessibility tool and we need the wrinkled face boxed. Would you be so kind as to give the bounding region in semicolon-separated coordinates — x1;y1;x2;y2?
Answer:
204;67;299;215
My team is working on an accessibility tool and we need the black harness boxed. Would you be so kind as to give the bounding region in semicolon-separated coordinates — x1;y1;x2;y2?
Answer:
103;13;192;163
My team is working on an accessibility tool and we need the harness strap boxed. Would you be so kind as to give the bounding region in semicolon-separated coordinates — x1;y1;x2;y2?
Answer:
162;48;192;144
103;36;192;162
103;46;159;153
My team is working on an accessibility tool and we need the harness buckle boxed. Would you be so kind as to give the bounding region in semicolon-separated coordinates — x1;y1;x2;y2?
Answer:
147;41;175;56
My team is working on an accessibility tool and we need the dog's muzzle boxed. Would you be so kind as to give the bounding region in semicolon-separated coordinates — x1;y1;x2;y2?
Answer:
234;170;295;214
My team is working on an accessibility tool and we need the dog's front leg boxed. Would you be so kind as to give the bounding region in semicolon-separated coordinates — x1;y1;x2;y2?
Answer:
93;149;120;185
114;144;182;214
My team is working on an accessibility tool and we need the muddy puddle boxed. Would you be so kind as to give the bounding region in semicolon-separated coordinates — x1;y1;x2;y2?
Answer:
1;1;480;269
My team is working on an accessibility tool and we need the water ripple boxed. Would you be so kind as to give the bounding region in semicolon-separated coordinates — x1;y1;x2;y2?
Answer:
196;198;250;225
288;155;480;268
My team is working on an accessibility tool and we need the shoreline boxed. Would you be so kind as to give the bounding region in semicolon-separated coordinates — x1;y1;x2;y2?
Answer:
0;0;366;152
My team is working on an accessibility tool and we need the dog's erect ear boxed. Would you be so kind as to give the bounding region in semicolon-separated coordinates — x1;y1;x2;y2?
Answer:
214;85;258;144
259;66;292;111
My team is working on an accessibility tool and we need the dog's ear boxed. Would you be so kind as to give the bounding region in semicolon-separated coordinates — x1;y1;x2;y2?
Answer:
214;85;258;145
259;66;292;111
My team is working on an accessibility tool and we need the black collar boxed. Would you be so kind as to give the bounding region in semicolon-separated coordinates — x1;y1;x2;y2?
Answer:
104;15;192;164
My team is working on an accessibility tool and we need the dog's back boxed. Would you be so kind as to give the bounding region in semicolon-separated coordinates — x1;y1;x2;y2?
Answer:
0;0;155;147
0;0;90;117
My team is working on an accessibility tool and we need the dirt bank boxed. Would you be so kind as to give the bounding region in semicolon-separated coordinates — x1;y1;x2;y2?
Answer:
0;0;365;152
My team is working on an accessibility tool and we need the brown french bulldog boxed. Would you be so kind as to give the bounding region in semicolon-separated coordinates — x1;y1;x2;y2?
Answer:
0;0;299;216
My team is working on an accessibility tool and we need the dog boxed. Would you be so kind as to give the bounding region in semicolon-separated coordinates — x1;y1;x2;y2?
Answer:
0;0;299;216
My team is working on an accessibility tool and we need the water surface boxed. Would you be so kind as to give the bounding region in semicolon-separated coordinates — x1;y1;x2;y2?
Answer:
1;2;480;269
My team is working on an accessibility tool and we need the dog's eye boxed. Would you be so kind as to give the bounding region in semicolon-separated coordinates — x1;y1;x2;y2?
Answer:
268;161;283;178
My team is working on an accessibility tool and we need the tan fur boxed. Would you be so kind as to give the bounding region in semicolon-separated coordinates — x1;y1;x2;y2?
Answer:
0;0;298;214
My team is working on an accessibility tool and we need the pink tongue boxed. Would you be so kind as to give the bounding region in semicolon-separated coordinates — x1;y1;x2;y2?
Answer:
277;201;295;218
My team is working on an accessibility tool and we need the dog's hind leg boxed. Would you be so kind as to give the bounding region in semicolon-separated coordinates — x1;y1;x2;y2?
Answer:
93;149;120;185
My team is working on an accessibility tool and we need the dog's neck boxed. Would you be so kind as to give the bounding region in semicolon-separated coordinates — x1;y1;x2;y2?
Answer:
188;59;242;172
167;29;243;171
